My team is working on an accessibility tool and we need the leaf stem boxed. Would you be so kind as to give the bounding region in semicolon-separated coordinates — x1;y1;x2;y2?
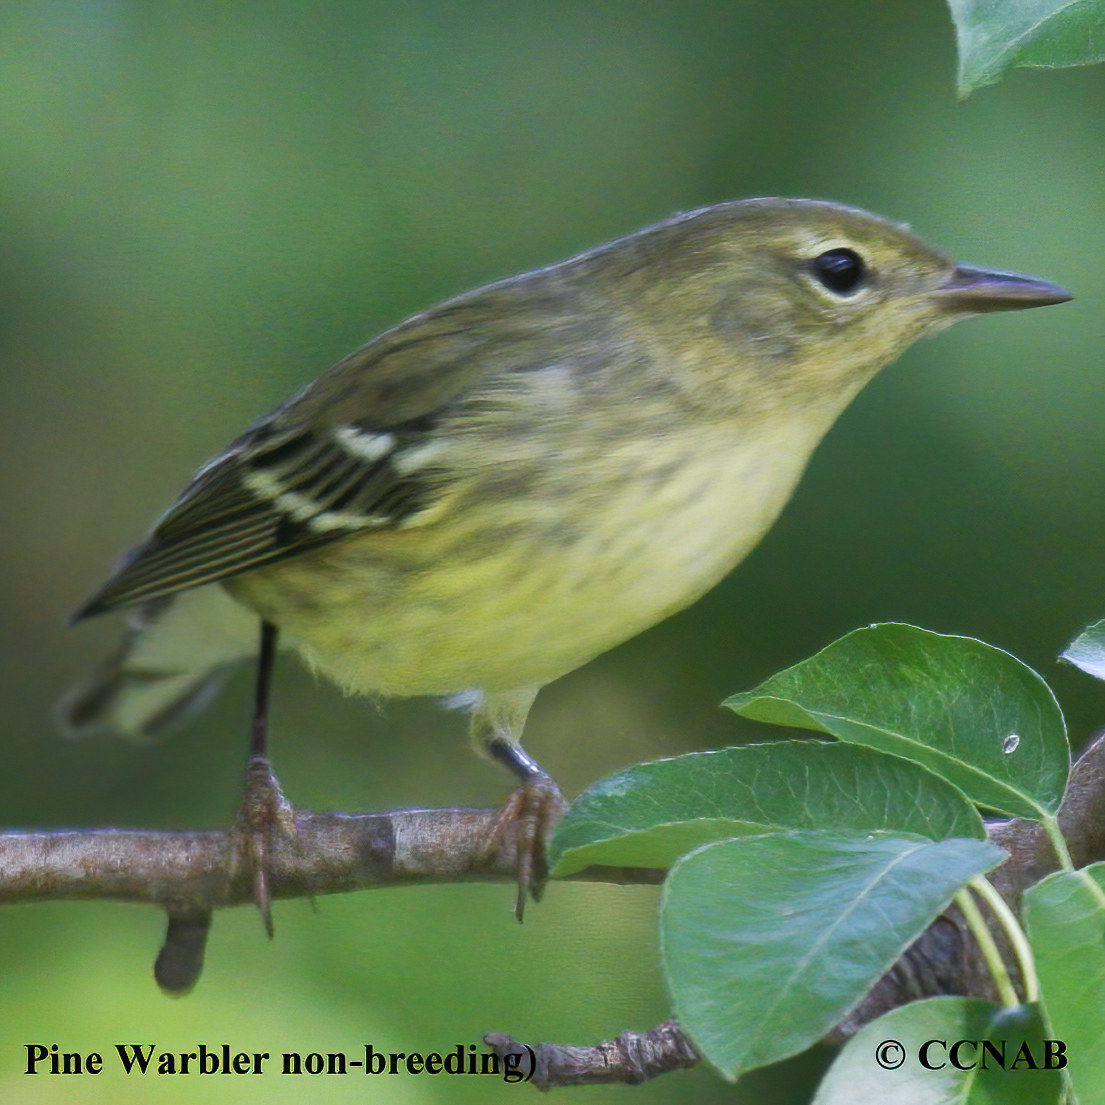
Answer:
1040;814;1073;871
967;875;1038;1003
954;886;1019;1007
1074;867;1105;912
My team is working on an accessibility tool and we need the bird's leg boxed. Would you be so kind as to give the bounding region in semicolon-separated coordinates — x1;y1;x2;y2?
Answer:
486;738;567;919
228;618;299;937
470;688;567;921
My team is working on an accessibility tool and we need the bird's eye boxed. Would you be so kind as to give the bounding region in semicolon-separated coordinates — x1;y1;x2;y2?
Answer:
810;248;867;295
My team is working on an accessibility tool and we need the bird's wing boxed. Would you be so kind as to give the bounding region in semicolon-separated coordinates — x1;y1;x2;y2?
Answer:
73;304;497;620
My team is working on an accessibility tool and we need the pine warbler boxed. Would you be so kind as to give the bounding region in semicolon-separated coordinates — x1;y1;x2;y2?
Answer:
62;199;1071;902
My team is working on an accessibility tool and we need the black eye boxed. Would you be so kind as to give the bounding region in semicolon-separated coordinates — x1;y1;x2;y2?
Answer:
810;248;866;295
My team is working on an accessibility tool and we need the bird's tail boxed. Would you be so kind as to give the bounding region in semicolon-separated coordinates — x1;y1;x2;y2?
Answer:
58;585;260;742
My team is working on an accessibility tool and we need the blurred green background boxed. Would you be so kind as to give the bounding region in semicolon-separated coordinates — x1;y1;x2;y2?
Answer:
2;1;1102;1102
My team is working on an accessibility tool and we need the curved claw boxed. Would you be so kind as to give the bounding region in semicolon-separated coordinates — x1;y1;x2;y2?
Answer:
227;754;301;937
485;775;567;921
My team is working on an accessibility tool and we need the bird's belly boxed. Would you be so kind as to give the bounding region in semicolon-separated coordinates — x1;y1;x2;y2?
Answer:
228;425;816;697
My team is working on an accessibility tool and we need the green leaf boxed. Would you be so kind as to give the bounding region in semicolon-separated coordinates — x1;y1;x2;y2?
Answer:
660;831;1007;1080
1061;618;1105;681
814;997;1061;1104
1024;864;1105;1103
948;0;1105;96
724;624;1069;821
814;997;996;1104
548;741;985;877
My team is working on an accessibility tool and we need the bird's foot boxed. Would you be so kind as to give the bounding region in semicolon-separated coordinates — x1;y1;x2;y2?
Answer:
227;754;301;937
485;774;568;922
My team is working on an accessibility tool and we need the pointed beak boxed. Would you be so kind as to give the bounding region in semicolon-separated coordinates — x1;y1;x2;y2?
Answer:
934;264;1073;314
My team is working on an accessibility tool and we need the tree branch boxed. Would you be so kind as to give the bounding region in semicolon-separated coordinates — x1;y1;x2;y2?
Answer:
3;731;1102;1087
0;802;662;993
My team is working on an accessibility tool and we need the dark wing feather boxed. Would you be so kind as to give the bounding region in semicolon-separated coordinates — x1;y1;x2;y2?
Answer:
73;304;499;620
